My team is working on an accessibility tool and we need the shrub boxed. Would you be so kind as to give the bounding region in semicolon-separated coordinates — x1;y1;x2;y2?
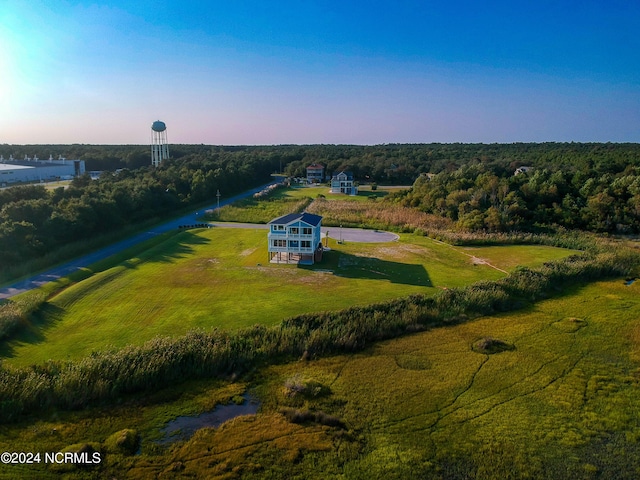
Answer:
283;375;330;398
471;337;515;354
104;429;140;455
280;408;346;429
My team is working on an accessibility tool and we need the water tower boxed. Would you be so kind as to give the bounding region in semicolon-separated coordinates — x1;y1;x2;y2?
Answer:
151;120;169;167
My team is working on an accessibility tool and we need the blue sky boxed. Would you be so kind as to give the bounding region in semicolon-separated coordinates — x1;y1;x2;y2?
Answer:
1;0;638;144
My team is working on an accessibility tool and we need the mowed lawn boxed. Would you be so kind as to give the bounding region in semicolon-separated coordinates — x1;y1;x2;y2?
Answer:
5;227;577;366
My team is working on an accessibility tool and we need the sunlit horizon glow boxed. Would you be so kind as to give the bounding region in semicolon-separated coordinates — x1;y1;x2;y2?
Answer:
1;1;639;145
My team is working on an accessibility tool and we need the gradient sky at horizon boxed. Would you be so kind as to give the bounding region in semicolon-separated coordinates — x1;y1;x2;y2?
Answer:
1;0;639;145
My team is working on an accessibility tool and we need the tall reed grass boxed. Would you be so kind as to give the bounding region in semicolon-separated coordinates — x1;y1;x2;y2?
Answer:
0;291;46;340
306;198;603;253
306;198;452;232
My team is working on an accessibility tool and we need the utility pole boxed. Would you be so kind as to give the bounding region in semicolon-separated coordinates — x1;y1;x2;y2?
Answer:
216;189;221;210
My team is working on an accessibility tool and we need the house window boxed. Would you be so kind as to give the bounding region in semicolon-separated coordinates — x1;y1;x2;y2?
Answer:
301;240;311;248
288;240;299;248
289;227;299;235
273;225;284;231
302;227;312;235
272;239;286;247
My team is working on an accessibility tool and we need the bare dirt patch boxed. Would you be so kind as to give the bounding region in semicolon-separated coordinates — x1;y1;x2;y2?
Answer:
372;244;430;261
470;256;489;266
245;266;332;285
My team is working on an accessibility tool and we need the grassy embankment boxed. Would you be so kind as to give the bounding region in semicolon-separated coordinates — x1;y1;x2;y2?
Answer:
1;278;639;479
1;224;575;367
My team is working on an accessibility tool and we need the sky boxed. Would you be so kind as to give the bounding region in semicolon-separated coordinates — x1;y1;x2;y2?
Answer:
0;0;639;145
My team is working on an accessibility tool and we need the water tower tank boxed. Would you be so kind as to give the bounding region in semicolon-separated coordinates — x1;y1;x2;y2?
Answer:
152;120;167;132
151;120;169;167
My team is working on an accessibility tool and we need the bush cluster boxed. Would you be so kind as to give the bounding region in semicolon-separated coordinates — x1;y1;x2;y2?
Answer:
280;408;346;429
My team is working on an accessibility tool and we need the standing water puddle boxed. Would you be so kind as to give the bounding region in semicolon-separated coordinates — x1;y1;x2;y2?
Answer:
157;393;260;445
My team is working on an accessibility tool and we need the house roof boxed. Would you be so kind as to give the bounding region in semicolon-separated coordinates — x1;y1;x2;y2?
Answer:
332;171;353;180
306;163;324;170
269;212;322;226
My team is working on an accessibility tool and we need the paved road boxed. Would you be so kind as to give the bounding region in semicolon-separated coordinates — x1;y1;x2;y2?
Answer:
0;182;278;300
208;222;399;243
0;186;398;300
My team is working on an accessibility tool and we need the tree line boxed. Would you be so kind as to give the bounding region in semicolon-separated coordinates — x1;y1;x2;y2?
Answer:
389;158;640;233
0;151;282;270
1;142;638;272
6;142;638;184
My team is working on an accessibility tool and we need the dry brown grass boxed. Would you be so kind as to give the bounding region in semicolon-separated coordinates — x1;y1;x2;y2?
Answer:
306;198;452;232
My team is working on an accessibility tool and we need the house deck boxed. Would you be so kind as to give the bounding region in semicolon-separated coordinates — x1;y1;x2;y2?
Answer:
269;251;314;265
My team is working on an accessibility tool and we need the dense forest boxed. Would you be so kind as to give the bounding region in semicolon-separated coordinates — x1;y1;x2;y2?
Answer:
0;143;639;272
390;159;640;233
5;142;639;183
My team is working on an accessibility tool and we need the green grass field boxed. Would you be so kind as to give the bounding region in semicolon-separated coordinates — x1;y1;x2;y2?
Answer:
3;227;575;367
282;184;407;201
1;278;638;479
207;185;409;224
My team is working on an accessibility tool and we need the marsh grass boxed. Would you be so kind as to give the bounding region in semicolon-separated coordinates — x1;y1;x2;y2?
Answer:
253;279;640;479
307;197;452;231
3;182;637;477
0;379;249;478
0;279;639;477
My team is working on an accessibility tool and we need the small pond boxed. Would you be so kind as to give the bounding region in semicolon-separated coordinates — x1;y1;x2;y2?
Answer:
156;393;260;445
625;278;636;286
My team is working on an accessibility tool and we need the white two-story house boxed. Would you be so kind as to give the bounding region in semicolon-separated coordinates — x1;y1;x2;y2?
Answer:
268;212;323;265
330;171;358;195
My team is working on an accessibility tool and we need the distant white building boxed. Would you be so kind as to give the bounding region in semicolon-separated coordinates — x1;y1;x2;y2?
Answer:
330;171;358;195
268;212;323;265
514;166;533;176
0;155;85;184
